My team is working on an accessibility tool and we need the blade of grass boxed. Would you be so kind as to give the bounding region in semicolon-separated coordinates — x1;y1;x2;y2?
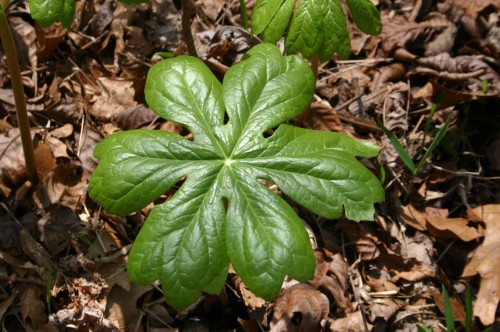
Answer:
417;325;434;332
442;284;456;332
379;122;416;173
465;286;472;332
414;113;453;176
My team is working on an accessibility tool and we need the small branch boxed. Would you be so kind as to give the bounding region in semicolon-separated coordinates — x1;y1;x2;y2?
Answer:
0;6;38;185
181;0;198;57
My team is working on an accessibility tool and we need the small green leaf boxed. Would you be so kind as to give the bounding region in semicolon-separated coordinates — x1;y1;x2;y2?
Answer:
286;0;350;60
252;0;296;43
29;0;75;29
89;43;384;311
346;0;382;35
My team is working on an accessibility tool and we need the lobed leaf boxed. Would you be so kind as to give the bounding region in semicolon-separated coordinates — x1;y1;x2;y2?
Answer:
286;0;350;61
89;43;384;311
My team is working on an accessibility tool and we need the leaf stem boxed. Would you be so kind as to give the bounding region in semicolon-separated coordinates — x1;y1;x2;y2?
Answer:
0;6;38;185
181;0;198;57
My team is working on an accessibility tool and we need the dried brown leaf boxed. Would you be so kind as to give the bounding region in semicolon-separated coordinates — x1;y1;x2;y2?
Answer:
38;204;82;254
431;287;466;327
399;204;485;241
310;248;350;310
41;164;87;210
111;104;157;130
20;285;48;328
90;78;137;121
462;204;500;326
303;101;346;133
270;283;329;332
367;299;400;322
328;311;373;332
106;283;155;330
0;129;29;187
452;0;497;19
381;13;456;56
230;271;266;311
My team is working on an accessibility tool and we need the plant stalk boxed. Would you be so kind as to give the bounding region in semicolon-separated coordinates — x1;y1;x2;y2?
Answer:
181;0;198;57
0;5;39;185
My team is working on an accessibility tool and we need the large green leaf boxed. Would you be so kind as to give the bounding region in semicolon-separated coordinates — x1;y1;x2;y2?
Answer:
30;0;75;29
89;43;384;311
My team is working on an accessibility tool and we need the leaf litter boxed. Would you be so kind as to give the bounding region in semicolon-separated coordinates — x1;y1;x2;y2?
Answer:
0;0;499;330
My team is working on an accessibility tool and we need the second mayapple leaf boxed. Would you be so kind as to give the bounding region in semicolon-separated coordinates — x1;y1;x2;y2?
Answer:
252;0;382;61
88;43;384;311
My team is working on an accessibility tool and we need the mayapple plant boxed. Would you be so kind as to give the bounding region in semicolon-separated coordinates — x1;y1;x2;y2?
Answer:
252;0;382;61
89;43;384;311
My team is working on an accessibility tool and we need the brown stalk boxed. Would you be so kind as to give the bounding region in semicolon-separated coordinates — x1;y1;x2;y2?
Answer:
0;4;38;185
181;0;198;57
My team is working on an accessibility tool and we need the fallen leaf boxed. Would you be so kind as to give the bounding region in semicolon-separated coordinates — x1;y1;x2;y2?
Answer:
310;248;350;310
302;101;346;134
38;204;83;254
270;283;329;332
328;311;373;332
462;204;500;326
452;0;497;19
381;13;456;56
431;287;466;327
399;204;485;241
90;78;137;121
111;104;157;130
20;285;48;328
42;164;87;210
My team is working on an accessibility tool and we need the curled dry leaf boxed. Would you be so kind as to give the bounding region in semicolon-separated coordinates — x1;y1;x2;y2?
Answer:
311;248;350;310
42;164;87;210
270;283;329;332
38;204;82;254
229;270;266;311
111;104;157;130
20;285;55;331
49;274;117;330
399;204;484;241
302;101;346;134
462;204;500;326
381;13;456;56
452;0;497;20
0;129;30;187
329;311;373;332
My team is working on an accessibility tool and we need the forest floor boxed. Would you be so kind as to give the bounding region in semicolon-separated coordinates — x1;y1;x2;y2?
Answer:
0;0;499;331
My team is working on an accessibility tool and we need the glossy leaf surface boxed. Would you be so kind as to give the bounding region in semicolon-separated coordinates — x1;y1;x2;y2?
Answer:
89;43;384;310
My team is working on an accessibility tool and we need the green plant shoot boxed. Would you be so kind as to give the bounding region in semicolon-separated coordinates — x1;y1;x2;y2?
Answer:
89;43;384;311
